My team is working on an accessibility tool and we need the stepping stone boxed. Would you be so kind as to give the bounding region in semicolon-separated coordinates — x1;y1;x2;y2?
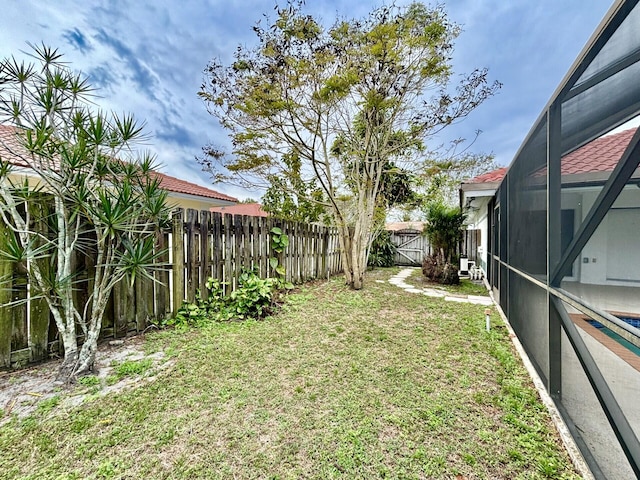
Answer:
468;298;493;306
405;288;423;294
423;291;445;298
468;295;491;302
444;296;468;303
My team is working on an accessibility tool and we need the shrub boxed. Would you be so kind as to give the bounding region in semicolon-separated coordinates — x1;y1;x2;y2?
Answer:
422;202;465;285
168;268;278;328
368;230;397;268
422;254;460;285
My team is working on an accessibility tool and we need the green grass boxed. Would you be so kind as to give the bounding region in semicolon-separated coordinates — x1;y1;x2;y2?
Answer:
0;269;579;479
409;269;490;296
112;358;153;380
78;375;101;388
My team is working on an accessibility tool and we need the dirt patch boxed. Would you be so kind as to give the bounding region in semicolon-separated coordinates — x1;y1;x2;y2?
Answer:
0;335;170;423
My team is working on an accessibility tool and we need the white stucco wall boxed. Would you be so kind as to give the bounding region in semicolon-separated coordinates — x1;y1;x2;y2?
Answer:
464;195;492;271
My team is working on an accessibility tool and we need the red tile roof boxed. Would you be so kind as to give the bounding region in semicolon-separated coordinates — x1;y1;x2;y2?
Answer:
151;171;237;202
0;125;33;168
466;128;638;185
560;127;636;176
210;203;268;217
466;167;508;184
0;124;237;203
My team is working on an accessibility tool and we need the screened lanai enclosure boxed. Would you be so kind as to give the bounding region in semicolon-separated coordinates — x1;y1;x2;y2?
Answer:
487;0;640;477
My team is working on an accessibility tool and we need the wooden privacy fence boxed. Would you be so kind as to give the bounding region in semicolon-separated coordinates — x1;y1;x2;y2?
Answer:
0;209;342;369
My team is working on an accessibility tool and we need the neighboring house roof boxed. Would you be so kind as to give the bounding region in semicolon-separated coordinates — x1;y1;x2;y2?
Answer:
0;124;32;168
151;171;237;203
0;124;237;204
463;127;638;189
465;167;508;184
386;221;425;232
210;202;268;217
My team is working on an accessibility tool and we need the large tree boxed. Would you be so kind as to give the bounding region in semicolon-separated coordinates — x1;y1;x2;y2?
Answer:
0;45;169;381
199;1;500;289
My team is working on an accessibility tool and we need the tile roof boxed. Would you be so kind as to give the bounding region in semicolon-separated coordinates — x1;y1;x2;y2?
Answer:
466;167;508;184
0;124;237;203
210;202;268;217
560;127;636;176
151;171;237;202
465;127;638;185
0;124;32;168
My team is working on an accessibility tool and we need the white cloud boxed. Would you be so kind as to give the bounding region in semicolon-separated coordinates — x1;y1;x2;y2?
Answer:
0;0;618;195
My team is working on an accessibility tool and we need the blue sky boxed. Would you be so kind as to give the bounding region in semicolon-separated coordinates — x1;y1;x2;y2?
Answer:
0;0;613;200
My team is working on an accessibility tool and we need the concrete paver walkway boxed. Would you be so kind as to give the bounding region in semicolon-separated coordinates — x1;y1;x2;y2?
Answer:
384;267;493;306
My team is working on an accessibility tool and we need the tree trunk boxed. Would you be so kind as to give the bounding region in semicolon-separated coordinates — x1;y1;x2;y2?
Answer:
334;194;375;290
55;326;79;382
74;327;99;376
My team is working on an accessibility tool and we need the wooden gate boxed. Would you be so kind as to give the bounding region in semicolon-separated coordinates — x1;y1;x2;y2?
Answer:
390;229;430;266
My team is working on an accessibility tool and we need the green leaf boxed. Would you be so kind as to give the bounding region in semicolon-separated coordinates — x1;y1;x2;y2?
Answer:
269;257;279;269
270;227;282;235
280;234;290;248
275;265;286;276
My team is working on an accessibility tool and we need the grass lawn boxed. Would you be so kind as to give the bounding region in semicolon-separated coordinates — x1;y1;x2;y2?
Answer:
407;269;490;297
0;268;580;479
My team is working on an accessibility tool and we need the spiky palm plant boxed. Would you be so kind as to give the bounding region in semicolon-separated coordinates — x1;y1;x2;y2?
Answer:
0;44;170;380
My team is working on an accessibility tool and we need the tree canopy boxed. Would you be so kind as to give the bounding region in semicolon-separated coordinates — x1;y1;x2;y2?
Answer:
199;1;500;289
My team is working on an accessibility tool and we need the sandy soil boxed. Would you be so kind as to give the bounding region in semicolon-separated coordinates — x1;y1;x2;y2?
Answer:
0;335;170;424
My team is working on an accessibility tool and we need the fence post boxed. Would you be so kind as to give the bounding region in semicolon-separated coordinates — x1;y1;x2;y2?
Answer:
172;209;185;312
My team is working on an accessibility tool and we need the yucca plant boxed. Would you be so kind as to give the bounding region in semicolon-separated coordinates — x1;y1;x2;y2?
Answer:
0;44;170;381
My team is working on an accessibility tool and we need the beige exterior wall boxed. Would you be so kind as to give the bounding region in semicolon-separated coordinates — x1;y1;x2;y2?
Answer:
3;171;236;213
167;194;235;212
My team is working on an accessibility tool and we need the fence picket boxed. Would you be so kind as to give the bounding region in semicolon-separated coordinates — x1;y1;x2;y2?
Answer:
186;209;198;303
172;209;185;309
211;212;222;281
223;214;233;293
154;231;170;322
0;219;12;367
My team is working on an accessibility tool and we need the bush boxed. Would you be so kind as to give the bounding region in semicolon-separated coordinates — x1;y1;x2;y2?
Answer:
422;254;460;285
422;201;464;285
368;230;397;268
168;268;278;328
